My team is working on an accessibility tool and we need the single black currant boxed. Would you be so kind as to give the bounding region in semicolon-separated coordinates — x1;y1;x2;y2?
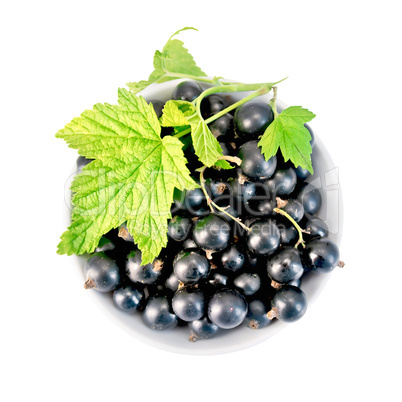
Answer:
220;244;245;273
304;217;328;239
303;238;340;273
267;247;304;284
168;215;192;242
297;184;322;215
230;175;256;203
193;214;231;253
243;300;272;329
172;80;202;102
125;249;163;285
189;317;220;341
269;285;307;322
201;94;227;118
238;140;277;180
266;168;297;196
247;220;281;256
142;296;178;330
282;199;304;222
173;249;210;284
113;286;144;313
172;287;205;322
234;100;274;139
84;253;120;292
208;288;248;329
233;273;261;296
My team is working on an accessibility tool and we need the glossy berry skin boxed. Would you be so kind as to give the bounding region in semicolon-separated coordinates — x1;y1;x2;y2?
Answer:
172;80;202;102
168;215;192;242
193;214;231;252
201;94;227;118
208;288;248;329
173;249;210;284
221;245;245;272
142;296;178;331
230;177;256;203
267;247;304;284
243;300;272;329
297;185;322;215
208;272;229;287
238;140;277;181
234;100;274;139
247;220;281;256
147;99;165;118
183;239;197;249
165;273;180;292
189;317;220;340
271;285;307;322
303;238;340;273
280;225;298;245
295;166;311;180
304;217;328;239
174;187;205;214
209;114;234;141
233;273;261;296
255;198;276;217
266;168;297;196
206;178;228;199
113;286;143;313
84;253;120;292
172;288;205;322
125;250;162;285
283;199;304;222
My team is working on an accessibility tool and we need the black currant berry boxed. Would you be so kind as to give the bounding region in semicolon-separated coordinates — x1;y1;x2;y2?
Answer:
238;140;277;181
234;100;274;139
172;80;202;102
208;288;248;329
193;214;231;253
84;253;120;292
269;285;307;322
247;220;281;256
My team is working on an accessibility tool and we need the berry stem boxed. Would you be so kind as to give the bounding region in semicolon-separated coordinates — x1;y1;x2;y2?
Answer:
274;197;309;248
270;86;279;119
199;164;251;232
173;78;287;139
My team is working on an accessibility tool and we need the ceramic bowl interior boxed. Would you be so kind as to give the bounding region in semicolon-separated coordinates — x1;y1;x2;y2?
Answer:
65;79;343;355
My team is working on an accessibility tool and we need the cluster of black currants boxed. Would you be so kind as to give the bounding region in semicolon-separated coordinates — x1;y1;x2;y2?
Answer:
80;81;342;342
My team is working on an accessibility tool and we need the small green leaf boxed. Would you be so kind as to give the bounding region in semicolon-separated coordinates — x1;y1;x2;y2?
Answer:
258;106;316;174
127;28;206;93
214;159;234;170
191;120;224;167
160;100;225;167
160;100;196;127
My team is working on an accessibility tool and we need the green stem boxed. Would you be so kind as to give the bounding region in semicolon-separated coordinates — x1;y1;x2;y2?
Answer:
165;72;219;84
270;86;279;119
173;77;287;140
199;166;214;213
199;164;251;232
273;198;309;248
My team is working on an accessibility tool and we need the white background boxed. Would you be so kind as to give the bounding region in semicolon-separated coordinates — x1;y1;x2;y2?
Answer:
1;1;401;401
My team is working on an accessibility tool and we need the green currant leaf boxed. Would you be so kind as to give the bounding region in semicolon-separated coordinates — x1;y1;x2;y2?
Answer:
258;106;315;173
56;89;197;265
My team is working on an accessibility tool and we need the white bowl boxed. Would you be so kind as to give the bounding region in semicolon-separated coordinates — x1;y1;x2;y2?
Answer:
64;79;343;355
